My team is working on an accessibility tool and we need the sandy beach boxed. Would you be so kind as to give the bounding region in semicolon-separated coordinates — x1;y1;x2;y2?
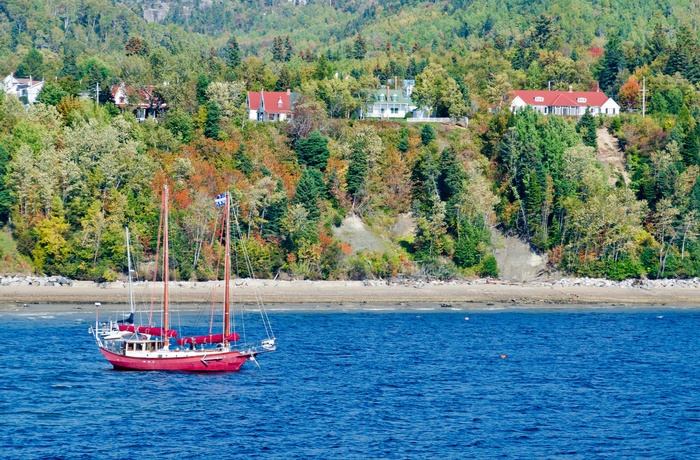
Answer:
1;277;699;312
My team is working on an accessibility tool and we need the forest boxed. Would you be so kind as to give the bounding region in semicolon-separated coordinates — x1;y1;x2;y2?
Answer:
1;0;700;281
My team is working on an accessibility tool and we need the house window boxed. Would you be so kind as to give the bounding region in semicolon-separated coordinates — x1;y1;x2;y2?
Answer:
577;97;587;103
534;96;544;102
269;113;275;121
390;108;399;114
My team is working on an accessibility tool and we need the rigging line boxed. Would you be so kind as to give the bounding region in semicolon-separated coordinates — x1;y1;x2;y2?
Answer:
211;210;225;335
150;192;165;328
231;205;274;340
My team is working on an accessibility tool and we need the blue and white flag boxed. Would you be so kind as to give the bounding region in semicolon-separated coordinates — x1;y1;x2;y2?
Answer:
215;193;227;207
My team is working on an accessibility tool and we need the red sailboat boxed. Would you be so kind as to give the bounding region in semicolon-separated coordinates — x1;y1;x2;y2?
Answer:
91;185;276;371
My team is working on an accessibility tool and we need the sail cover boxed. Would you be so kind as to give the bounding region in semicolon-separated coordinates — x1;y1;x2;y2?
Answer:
118;325;178;337
176;333;240;345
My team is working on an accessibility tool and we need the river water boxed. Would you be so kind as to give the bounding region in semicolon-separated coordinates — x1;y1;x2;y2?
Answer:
1;306;699;459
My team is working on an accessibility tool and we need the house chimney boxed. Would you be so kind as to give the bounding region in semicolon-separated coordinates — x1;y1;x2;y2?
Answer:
29;75;32;86
287;88;290;95
568;85;572;93
386;85;390;100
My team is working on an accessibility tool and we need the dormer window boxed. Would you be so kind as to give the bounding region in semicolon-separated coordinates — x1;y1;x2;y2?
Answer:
391;94;398;102
534;96;544;102
278;97;283;108
577;97;587;103
379;94;385;101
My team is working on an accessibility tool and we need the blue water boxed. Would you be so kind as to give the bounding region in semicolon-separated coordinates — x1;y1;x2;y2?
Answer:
1;307;700;459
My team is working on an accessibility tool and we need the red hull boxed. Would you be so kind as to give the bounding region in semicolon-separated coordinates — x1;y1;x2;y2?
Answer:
99;348;250;372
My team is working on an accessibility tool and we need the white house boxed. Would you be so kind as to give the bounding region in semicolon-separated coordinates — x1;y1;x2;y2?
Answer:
110;83;167;122
2;74;44;104
247;89;299;122
509;88;620;116
362;85;417;119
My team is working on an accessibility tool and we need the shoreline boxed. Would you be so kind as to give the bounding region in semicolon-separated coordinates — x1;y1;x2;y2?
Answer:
1;278;699;312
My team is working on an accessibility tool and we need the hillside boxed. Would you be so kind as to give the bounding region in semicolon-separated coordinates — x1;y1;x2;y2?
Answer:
2;0;700;282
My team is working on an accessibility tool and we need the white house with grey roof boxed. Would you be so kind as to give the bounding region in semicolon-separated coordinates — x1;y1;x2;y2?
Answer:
362;85;417;119
3;74;44;104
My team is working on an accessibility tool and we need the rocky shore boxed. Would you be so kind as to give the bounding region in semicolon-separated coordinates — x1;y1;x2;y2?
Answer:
1;275;699;311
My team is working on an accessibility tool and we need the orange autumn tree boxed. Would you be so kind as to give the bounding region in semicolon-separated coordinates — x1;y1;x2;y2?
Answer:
618;76;640;112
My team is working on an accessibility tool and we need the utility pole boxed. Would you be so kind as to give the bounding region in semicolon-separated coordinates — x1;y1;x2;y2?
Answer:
641;76;647;118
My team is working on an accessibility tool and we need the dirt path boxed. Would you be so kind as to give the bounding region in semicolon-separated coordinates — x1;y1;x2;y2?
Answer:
596;127;630;186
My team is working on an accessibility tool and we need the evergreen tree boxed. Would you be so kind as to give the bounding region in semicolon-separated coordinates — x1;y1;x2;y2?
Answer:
421;124;436;146
262;179;289;238
437;147;466;203
58;49;80;80
578;108;598;149
275;66;292;91
226;37;241;70
398;128;410;153
647;23;670;63
529;14;557;50
284;36;294;62
15;49;44;79
0;145;12;224
164;109;195;143
353;34;367;60
272;36;284;61
196;75;210;106
36;81;68;106
295;131;330;170
314;54;333;80
293;168;325;221
234;143;253;177
204;101;221;139
599;34;625;94
346;145;368;201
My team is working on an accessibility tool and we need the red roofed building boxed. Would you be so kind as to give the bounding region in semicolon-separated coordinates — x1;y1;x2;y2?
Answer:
247;89;299;122
509;87;620;116
111;83;167;122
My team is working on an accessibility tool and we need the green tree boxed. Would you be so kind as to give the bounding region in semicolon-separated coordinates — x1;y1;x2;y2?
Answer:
353;34;367;60
295;131;330;170
284;36;294;62
234;143;253;177
346;144;368;201
272;36;284;61
577;108;598;148
421;124;436;146
196;75;210;106
0;145;12;224
599;33;625;94
204;101;221;139
226;37;241;70
293;168;325;221
36;82;69;106
164;109;195;143
15;49;44;79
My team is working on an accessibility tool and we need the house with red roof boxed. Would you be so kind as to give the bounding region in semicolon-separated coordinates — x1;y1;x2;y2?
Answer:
3;73;44;104
509;87;620;116
247;89;299;122
110;83;167;122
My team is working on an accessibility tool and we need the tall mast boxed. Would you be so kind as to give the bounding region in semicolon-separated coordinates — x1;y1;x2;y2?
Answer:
163;185;170;348
224;192;231;342
126;227;135;314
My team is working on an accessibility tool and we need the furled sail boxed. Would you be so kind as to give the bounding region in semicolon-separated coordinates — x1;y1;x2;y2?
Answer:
176;333;240;346
118;325;178;337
